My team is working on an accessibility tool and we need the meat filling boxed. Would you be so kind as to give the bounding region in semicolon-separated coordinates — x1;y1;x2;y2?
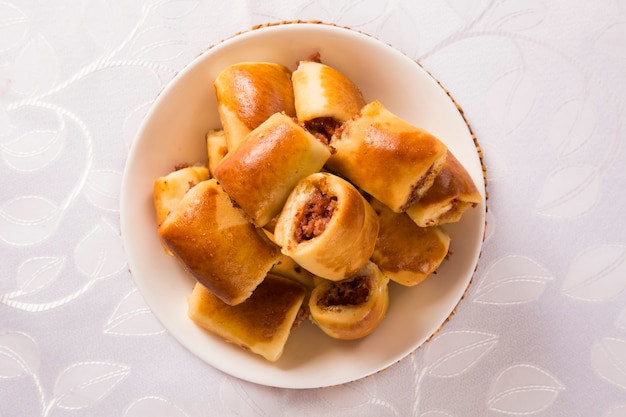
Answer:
318;276;372;307
305;117;342;143
294;188;338;243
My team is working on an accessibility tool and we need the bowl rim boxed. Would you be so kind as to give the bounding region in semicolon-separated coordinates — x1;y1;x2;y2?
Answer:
120;19;489;388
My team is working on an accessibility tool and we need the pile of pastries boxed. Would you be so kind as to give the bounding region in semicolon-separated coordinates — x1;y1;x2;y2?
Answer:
152;54;481;362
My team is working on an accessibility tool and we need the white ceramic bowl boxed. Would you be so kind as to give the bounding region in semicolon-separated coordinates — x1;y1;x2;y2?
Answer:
120;21;486;389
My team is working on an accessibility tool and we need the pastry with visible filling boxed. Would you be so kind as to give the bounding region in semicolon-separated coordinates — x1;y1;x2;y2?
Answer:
309;261;389;340
370;198;450;286
187;274;307;362
291;54;365;140
326;100;448;212
214;112;331;228
214;62;295;150
406;151;481;227
158;179;281;305
274;172;379;281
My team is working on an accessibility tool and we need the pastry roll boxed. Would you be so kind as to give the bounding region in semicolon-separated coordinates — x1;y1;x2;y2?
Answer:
291;57;365;138
205;129;228;177
153;163;209;227
406;151;482;227
274;172;379;281
326;100;448;212
270;253;316;290
214;62;296;150
213;112;331;227
188;275;307;362
309;262;389;340
370;198;450;286
158;179;281;305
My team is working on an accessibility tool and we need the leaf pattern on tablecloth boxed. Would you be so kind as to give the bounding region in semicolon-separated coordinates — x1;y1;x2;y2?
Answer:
128;25;188;62
487;364;565;414
591;338;626;390
473;256;553;305
124;396;189;417
0;195;62;246
220;377;287;417
535;164;601;218
52;362;130;410
486;0;546;31
315;376;377;408
595;22;626;65
562;244;626;302
84;169;123;212
15;256;66;296
446;0;491;22
0;2;28;53
0;331;40;378
486;68;536;134
423;331;498;377
74;217;127;280
0;124;66;172
11;35;59;95
104;288;164;336
549;98;597;158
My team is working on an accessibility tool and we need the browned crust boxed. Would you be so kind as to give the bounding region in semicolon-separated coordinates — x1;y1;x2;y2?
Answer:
159;20;489;383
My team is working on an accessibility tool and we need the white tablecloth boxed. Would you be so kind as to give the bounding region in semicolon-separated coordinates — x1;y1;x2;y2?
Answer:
2;1;625;416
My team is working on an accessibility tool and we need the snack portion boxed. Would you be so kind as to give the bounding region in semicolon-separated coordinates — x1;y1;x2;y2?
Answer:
309;262;389;340
153;163;209;227
326;100;449;213
152;55;482;361
370;198;450;286
214;112;331;227
406;151;482;227
274;172;379;281
214;62;295;150
188;274;306;362
158;179;281;306
292;56;365;139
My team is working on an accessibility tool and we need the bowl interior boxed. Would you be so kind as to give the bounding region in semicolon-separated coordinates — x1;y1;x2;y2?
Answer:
121;22;486;389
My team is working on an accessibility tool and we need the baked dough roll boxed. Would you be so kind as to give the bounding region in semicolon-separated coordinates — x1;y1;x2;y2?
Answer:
214;112;331;227
309;262;389;340
188;274;307;362
214;62;296;150
370;198;450;286
406;151;482;227
326;100;448;212
153;163;209;227
158;179;281;306
274;172;379;281
291;58;365;137
205;129;228;177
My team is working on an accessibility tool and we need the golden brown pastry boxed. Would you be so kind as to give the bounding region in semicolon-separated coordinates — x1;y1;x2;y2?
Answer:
326;100;448;212
214;62;296;150
369;198;450;286
270;253;316;290
153;164;209;227
309;262;389;340
187;274;307;362
158;179;281;305
213;112;331;228
291;57;365;138
274;172;379;281
406;151;481;227
205;129;228;176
